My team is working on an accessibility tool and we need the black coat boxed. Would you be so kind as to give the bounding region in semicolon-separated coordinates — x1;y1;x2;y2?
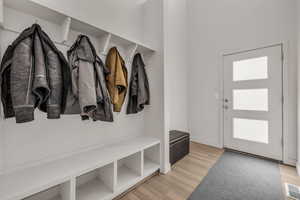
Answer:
127;53;150;114
0;24;70;123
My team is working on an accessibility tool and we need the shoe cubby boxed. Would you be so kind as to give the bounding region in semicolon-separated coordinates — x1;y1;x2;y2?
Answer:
1;138;160;200
23;181;74;200
76;163;115;200
116;152;142;190
143;144;160;176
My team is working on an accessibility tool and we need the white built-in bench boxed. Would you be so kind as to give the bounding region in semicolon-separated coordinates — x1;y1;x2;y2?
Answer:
0;137;160;200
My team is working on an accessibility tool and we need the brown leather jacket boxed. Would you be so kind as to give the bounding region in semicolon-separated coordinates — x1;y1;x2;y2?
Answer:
105;47;128;112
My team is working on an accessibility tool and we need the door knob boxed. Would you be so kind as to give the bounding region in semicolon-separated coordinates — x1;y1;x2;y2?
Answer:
224;99;229;103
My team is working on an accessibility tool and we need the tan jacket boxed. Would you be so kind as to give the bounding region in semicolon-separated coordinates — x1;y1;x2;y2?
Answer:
105;47;128;112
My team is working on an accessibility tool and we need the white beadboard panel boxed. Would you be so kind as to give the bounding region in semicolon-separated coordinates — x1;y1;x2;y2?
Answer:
0;2;155;174
2;110;145;173
0;1;164;200
0;0;166;181
0;120;4;174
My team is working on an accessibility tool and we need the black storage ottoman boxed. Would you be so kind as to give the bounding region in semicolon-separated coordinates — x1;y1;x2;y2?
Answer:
169;130;190;165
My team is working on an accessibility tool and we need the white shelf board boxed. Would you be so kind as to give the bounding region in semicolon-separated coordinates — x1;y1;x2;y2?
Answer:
4;0;66;25
117;166;140;191
3;0;156;52
71;18;108;38
76;178;112;200
0;136;160;200
25;194;61;200
144;159;160;177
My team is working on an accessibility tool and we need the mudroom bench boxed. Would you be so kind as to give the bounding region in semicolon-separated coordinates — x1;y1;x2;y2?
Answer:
0;137;160;200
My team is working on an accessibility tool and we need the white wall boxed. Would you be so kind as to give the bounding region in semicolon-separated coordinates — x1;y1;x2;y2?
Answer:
0;114;3;173
297;0;300;172
142;0;169;173
0;0;164;174
164;0;189;132
187;0;298;164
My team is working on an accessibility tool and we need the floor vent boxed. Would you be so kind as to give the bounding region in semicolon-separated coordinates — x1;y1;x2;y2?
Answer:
286;183;300;200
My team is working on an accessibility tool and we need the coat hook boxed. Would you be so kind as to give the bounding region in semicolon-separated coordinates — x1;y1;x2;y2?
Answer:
127;44;138;64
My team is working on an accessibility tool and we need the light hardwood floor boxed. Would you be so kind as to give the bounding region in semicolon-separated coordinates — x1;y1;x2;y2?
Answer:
118;142;300;200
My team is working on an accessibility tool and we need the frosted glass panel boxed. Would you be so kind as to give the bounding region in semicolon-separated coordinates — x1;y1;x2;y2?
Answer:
233;56;268;81
233;118;269;144
233;89;268;111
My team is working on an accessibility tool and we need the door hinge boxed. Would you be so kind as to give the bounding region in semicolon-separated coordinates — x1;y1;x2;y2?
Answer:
281;51;284;62
281;137;284;147
282;96;284;104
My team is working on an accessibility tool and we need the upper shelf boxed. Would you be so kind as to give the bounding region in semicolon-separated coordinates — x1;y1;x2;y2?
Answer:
2;0;156;52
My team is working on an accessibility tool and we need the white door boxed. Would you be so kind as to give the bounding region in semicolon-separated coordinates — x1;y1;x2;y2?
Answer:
223;45;283;160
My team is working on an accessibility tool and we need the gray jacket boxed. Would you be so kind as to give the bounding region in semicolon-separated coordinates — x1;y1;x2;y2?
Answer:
0;24;70;123
65;35;113;122
127;53;150;114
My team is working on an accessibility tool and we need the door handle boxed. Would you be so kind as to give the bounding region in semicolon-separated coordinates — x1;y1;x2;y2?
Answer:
224;99;229;103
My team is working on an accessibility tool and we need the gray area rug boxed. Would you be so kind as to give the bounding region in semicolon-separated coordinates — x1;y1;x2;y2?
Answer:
189;151;284;200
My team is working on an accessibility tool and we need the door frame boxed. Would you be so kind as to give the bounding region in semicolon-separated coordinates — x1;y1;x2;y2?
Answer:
218;41;290;164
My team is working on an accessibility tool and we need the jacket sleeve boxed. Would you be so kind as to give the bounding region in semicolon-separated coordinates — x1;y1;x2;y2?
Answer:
93;60;113;122
0;46;14;118
32;32;50;108
43;41;63;119
95;64;104;104
136;56;150;111
10;38;36;123
78;59;97;114
76;38;98;114
69;52;79;98
127;61;138;114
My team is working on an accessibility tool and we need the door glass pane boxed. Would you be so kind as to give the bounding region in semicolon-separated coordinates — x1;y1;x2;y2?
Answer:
233;89;268;111
233;118;269;144
233;56;268;81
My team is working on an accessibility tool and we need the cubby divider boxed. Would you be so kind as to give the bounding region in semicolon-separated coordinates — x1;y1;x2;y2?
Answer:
116;152;142;191
143;144;160;177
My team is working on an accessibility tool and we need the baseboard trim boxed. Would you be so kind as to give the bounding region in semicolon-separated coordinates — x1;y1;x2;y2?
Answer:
284;157;297;167
190;138;222;149
190;139;223;150
161;162;171;174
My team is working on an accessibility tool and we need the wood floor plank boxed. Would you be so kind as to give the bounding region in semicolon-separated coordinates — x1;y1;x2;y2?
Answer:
118;141;300;200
